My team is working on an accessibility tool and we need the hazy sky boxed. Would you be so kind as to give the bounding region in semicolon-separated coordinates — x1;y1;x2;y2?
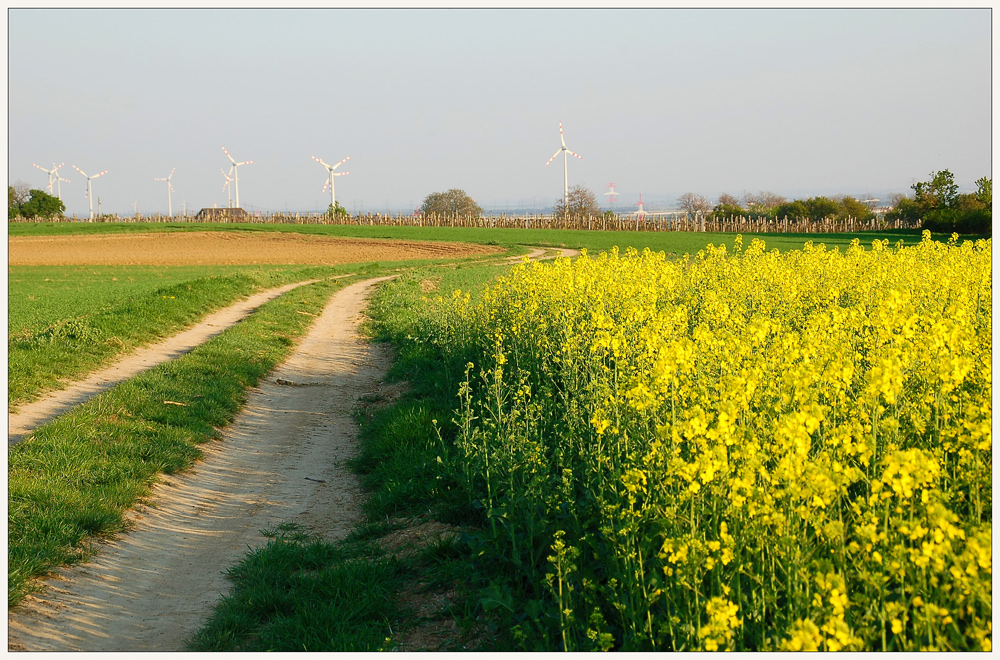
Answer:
7;8;992;216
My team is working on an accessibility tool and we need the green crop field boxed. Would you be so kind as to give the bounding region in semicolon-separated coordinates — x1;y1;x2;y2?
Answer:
9;219;932;255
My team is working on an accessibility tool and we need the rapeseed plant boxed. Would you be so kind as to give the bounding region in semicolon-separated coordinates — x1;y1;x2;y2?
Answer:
431;233;990;650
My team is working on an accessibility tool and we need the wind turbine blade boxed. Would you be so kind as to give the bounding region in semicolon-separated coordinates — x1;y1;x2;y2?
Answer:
93;171;108;179
333;171;350;177
566;150;583;160
545;150;562;166
33;163;53;173
221;146;237;164
72;165;88;177
312;155;331;168
332;156;350;171
559;122;567;148
236;160;253;166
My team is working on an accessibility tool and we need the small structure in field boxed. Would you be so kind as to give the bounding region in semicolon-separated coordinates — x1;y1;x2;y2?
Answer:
195;207;250;221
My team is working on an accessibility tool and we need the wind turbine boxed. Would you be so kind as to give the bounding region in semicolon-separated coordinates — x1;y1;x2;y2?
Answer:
72;165;108;220
33;162;66;197
221;146;253;208
53;167;71;201
221;168;234;207
154;168;176;217
545;121;583;211
311;155;350;208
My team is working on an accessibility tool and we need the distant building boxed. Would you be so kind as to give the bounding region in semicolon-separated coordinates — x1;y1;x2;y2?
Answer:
195;207;250;220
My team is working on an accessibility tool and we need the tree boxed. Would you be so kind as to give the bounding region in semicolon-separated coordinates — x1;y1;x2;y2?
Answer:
10;180;31;207
326;201;349;222
9;186;21;218
717;193;741;207
555;185;600;218
804;196;840;222
912;169;959;210
743;190;786;211
835;196;876;222
710;193;746;220
15;188;64;219
420;188;482;217
773;199;809;220
975;176;991;208
677;192;711;217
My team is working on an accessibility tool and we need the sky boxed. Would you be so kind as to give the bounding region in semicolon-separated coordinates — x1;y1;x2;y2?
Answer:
7;7;993;216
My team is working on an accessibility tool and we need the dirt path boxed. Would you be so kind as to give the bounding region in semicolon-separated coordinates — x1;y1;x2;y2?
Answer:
7;276;395;652
8;278;336;446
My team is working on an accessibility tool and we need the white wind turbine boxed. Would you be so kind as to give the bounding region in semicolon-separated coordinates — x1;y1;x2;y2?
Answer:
545;121;583;211
53;167;71;201
33;162;67;198
72;165;108;220
154;168;176;217
221;168;234;207
221;146;253;209
311;155;350;208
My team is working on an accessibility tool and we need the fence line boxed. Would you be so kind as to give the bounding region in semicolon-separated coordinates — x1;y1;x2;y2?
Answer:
10;211;920;234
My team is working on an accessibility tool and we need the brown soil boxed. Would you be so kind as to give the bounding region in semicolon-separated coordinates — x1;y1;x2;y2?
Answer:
8;230;502;266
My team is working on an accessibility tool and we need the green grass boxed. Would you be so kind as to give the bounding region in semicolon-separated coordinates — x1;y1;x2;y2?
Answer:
7;264;352;412
8;276;350;607
187;523;410;652
9;219;939;255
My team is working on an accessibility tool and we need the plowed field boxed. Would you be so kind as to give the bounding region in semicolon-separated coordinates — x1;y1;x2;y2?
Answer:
8;230;503;266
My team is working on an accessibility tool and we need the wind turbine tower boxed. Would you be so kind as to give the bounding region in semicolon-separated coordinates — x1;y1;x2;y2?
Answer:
221;146;253;209
311;155;351;208
221;168;234;207
72;165;108;220
33;162;68;199
53;167;71;201
154;168;176;217
545;122;583;211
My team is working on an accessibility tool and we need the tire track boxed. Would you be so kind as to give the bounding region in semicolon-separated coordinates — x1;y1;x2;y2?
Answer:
8;276;394;652
7;278;344;446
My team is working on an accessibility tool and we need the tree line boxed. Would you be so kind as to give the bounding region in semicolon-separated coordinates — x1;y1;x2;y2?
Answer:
677;169;990;234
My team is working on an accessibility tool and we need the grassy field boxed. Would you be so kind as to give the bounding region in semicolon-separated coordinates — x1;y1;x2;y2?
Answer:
9;219;933;255
8;264;353;411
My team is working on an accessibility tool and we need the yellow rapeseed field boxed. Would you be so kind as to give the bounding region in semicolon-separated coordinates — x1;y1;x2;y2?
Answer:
438;232;991;651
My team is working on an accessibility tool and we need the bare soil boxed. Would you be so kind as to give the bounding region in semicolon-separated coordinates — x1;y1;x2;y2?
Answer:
8;230;502;266
7;277;395;651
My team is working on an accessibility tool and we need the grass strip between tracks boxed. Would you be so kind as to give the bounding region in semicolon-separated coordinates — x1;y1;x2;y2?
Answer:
8;265;352;412
7;275;353;608
189;264;508;652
